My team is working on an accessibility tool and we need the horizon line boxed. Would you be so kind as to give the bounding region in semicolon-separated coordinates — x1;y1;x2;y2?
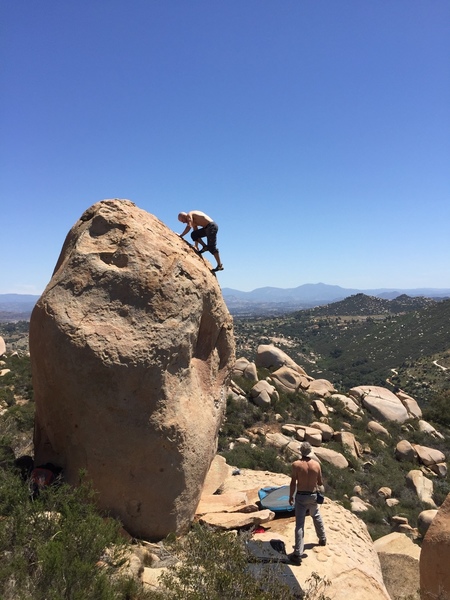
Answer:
2;282;450;297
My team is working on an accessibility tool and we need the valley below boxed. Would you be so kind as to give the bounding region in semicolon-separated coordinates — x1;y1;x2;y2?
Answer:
233;294;450;407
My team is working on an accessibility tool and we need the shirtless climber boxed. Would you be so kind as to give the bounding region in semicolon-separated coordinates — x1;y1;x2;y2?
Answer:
178;210;224;272
288;442;327;565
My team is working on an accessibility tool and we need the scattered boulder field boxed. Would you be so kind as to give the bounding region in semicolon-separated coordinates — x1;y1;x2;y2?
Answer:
202;342;449;597
229;344;447;498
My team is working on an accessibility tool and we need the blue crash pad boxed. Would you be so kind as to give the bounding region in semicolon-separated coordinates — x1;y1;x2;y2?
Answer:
258;485;294;513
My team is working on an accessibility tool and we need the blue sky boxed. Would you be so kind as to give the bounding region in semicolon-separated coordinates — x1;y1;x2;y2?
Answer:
1;1;449;294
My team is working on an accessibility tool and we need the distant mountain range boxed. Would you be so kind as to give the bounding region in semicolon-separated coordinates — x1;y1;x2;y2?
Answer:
0;294;40;322
305;292;438;316
222;283;450;315
1;284;450;321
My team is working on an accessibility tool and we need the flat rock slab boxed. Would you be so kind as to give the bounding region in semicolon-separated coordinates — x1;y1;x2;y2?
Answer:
199;508;275;529
196;491;250;515
220;469;290;496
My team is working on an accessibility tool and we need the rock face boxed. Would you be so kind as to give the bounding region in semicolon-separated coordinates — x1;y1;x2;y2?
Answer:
30;199;235;540
420;492;450;600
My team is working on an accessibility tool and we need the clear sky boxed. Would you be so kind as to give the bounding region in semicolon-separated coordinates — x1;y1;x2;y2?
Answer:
1;1;449;294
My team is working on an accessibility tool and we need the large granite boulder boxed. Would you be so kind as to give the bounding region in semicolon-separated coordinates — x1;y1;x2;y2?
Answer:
418;419;445;439
296;425;322;446
202;455;232;495
255;344;309;376
310;421;334;442
265;431;292;450
250;380;278;407
331;393;362;414
311;398;328;417
350;386;409;423
396;390;422;418
406;470;436;508
270;366;310;393
334;431;361;459
420;493;450;599
417;509;438;538
307;378;336;397
313;446;349;469
412;444;446;467
374;532;420;600
232;357;258;382
395;440;417;462
30;199;235;540
367;421;390;437
199;508;275;530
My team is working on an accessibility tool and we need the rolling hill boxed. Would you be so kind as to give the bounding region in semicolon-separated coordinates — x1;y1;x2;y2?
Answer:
233;295;450;399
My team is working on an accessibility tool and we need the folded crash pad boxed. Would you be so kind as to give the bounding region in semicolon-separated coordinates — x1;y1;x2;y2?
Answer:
258;485;294;513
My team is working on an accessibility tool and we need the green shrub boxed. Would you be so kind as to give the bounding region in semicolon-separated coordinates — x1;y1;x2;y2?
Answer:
231;375;256;395
218;398;262;450
0;354;33;402
158;524;295;600
273;391;314;424
423;389;450;428
221;444;290;475
5;402;35;432
364;522;391;541
320;463;357;499
433;478;450;507
362;452;410;498
359;506;386;525
0;469;154;600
